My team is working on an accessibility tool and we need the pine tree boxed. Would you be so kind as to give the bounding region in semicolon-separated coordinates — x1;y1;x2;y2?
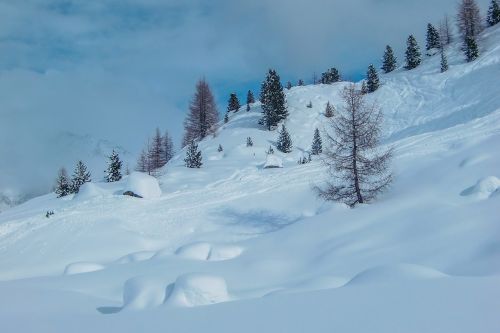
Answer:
163;130;174;163
184;141;202;168
426;23;441;51
105;150;122;182
71;161;91;193
487;0;500;26
464;36;480;62
404;35;422;70
381;45;397;73
298;79;304;86
227;93;241;113
286;81;292;90
440;47;449;72
321;68;341;84
366;64;379;93
246;137;253;147
246;90;255;112
260;69;288;130
457;0;484;40
54;168;71;197
317;84;392;207
276;125;292;153
311;128;322;155
325;102;334;118
148;128;167;173
182;79;219;147
218;144;223;152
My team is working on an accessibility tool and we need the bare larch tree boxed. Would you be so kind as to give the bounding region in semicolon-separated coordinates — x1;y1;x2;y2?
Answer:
182;78;219;147
457;0;483;40
317;84;392;207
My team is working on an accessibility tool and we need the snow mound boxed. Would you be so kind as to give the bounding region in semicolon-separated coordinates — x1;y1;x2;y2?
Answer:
263;154;283;169
64;262;105;275
122;276;167;311
460;176;500;200
124;172;161;199
175;242;243;261
73;183;107;201
116;251;156;264
164;273;231;307
346;264;447;286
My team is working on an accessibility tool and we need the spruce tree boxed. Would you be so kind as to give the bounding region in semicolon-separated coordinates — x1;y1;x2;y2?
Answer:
325;102;334;118
227;93;241;113
276;125;292;153
105;150;122;182
224;112;229;124
321;68;341;84
440;47;449;72
464;36;480;62
404;35;422;70
260;69;288;130
382;45;397;73
136;149;149;174
71;161;91;193
184;141;202;168
298;79;304;86
426;23;441;51
286;81;292;90
487;0;500;26
246;90;255;112
55;168;71;197
218;144;223;152
246;137;253;147
366;64;379;93
311;128;322;155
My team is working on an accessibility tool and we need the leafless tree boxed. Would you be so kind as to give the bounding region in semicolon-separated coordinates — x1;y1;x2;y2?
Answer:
439;14;453;45
317;84;393;207
182;78;219;147
457;0;484;40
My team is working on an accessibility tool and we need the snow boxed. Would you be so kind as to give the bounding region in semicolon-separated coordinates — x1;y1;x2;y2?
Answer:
123;172;162;199
263;154;283;168
0;24;500;333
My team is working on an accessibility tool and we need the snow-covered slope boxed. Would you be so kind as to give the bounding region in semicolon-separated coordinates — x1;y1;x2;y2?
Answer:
1;25;500;332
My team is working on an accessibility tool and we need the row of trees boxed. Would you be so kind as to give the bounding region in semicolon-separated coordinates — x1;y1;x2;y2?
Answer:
136;128;174;176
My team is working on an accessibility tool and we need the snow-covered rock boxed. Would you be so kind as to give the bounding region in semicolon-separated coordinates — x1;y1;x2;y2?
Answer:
164;273;231;307
123;172;161;199
460;176;500;200
263;154;283;169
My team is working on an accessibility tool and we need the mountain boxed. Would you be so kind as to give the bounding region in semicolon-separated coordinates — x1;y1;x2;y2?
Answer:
0;25;499;332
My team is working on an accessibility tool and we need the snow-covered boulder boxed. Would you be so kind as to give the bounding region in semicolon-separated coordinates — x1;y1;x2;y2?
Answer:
124;172;161;199
164;273;231;307
263;154;283;169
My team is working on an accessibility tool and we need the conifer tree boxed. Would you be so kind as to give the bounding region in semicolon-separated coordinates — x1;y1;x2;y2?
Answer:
246;137;253;147
266;146;275;155
360;81;368;95
218;144;223;152
487;0;500;26
382;45;397;73
298;79;304;86
366;64;380;93
182;79;219;147
440;47;449;72
105;150;122;182
260;69;288;130
426;23;441;51
227;93;241;113
404;35;422;70
325;102;334;118
149;128;167;172
184;141;202;168
224;112;229;123
246;90;255;112
317;84;392;207
286;81;292;90
311;128;322;155
464;36;480;62
276;125;292;153
71;161;91;193
55;168;71;197
321;68;341;84
163;130;174;163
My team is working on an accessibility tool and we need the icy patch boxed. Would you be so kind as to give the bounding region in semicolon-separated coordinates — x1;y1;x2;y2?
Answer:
263;154;283;169
73;183;107;201
122;276;167;310
346;264;447;286
460;176;500;200
175;242;243;261
124;172;161;199
116;251;156;264
164;273;231;307
64;262;105;275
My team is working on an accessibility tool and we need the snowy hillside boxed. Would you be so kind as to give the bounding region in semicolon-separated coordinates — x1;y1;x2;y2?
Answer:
1;25;500;332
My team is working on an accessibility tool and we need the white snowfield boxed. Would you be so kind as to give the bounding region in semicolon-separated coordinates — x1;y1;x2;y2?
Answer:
1;26;500;333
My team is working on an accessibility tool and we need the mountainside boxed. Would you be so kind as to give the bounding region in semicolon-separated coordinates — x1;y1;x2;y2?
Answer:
0;25;499;332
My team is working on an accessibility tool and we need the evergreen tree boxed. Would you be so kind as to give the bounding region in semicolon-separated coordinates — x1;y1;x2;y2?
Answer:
184;141;202;168
311;128;322;155
325;102;334;118
381;45;397;73
404;35;422;70
286;81;292;90
218;144;223;152
426;23;441;51
366;64;380;93
457;0;484;40
487;0;500;26
163;130;174;163
182;79;219;147
360;81;368;95
105;150;122;182
321;68;341;84
224;112;229;123
260;69;288;130
464;36;480;62
298;79;304;86
54;168;71;197
246;137;253;147
246;90;255;112
148;128;167;173
71;160;91;193
440;47;449;72
276;125;292;153
266;146;275;155
227;93;241;113
317;84;393;207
